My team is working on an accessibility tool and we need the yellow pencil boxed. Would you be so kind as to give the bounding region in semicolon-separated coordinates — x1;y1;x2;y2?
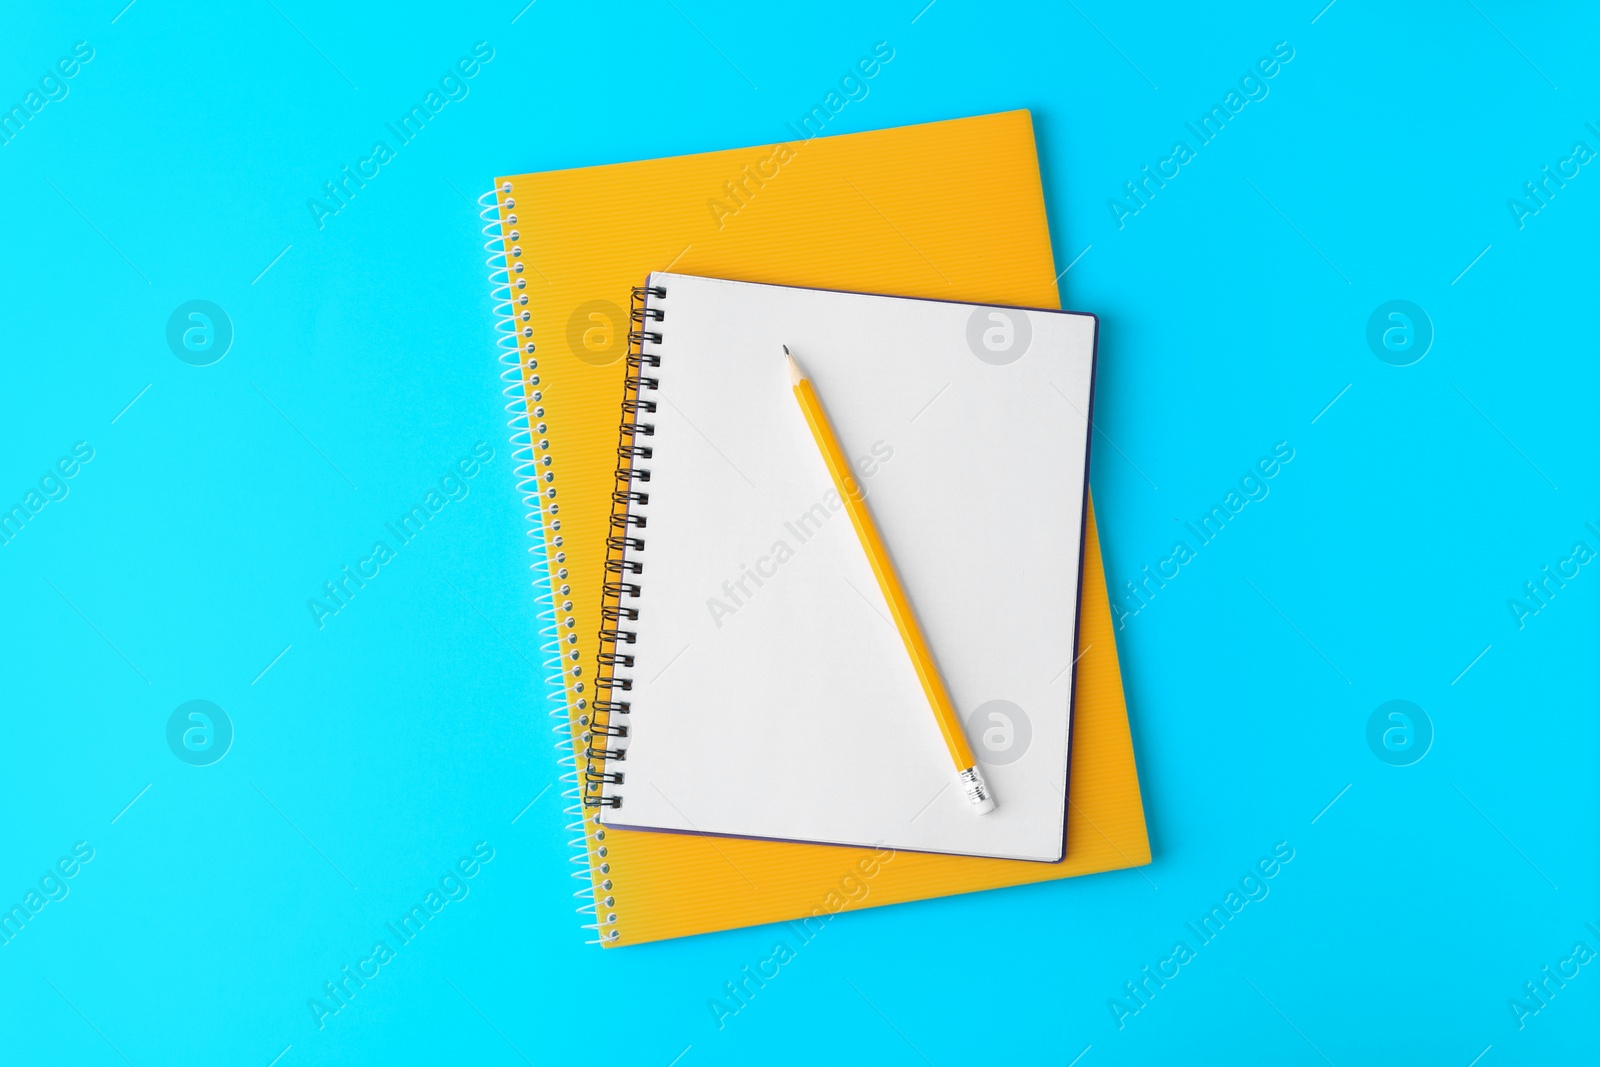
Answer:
785;347;995;815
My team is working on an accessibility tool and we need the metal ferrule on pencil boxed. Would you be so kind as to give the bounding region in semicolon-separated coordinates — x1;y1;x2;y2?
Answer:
959;766;996;814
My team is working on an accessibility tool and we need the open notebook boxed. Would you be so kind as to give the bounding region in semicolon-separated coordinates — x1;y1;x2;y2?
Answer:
486;110;1148;945
595;275;1097;862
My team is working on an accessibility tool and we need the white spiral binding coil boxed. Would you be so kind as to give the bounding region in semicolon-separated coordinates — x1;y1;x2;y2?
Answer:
480;183;618;944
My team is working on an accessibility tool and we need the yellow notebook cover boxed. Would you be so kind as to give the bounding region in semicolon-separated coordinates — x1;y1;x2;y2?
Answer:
484;110;1148;946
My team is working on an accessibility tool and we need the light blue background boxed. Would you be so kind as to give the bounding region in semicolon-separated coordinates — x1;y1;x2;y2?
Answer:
2;1;1595;1064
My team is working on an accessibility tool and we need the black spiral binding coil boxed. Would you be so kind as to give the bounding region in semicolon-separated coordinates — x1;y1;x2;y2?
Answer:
583;284;664;811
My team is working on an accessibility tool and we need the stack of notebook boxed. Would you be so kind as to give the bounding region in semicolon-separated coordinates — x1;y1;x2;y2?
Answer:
482;111;1147;946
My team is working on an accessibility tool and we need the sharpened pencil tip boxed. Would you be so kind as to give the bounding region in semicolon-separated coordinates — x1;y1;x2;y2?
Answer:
784;347;805;385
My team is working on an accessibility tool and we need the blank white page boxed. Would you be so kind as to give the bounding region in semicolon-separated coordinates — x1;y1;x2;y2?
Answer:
598;273;1096;861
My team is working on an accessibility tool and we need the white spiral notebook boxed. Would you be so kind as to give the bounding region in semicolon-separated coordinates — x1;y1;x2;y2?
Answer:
590;273;1097;862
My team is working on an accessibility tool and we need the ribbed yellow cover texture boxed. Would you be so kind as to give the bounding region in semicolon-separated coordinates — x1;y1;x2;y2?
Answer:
497;110;1148;946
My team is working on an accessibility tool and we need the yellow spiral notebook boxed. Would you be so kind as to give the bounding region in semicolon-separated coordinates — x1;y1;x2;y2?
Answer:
482;110;1148;945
